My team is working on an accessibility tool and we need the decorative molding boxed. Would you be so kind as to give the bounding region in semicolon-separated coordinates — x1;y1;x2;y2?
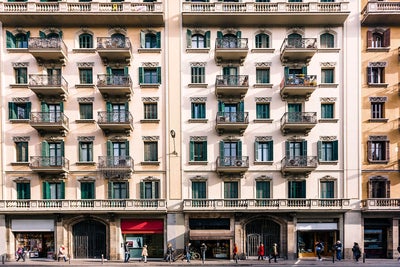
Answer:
190;136;207;142
320;97;337;103
77;176;96;181
319;136;337;141
190;175;208;181
11;97;29;103
320;62;336;67
368;175;388;181
142;176;160;181
190;97;207;102
142;62;159;67
255;97;272;103
220;28;239;35
368;135;388;141
255;136;272;142
77;62;95;68
77;136;95;142
12;62;29;68
255;175;272;181
142;136;159;141
320;175;336;180
368;62;387;68
44;137;63;142
109;136;126;141
142;97;159;102
13;176;30;182
77;97;94;103
13;136;30;142
255;62;272;67
369;96;387;103
190;62;207;67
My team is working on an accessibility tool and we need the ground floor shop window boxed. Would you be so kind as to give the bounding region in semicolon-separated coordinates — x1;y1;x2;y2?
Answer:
125;234;163;258
297;230;337;258
189;240;230;259
15;232;54;259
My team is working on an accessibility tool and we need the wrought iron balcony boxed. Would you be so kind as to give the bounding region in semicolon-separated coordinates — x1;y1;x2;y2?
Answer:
0;199;166;214
215;38;248;65
30;112;69;136
280;38;317;64
0;2;163;27
97;74;133;99
361;198;400;211
183;198;350;212
362;1;400;26
281;156;318;177
28;37;67;64
29;74;68;99
215;111;249;135
280;112;317;135
29;156;69;174
97;111;134;135
97;37;132;64
280;74;317;100
216;156;249;177
98;156;134;179
215;75;249;98
182;2;350;27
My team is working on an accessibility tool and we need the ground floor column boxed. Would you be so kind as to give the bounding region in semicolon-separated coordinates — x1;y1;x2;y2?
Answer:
344;210;362;260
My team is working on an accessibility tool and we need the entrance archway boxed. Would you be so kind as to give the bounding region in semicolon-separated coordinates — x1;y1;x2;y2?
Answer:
246;219;280;257
72;220;106;259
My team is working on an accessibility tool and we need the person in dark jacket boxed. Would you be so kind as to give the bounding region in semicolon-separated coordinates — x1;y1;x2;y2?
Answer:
334;240;342;261
352;242;361;262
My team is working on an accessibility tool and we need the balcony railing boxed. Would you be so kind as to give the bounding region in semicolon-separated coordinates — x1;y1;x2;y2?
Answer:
183;198;351;211
30;112;69;136
28;37;67;63
0;2;164;27
30;156;69;173
280;112;317;135
97;74;133;98
29;74;68;98
362;1;400;25
215;111;249;135
215;75;249;98
98;156;134;170
280;38;317;63
280;74;317;100
97;111;133;124
215;37;248;49
0;199;167;213
97;37;132;63
281;156;318;177
182;2;350;26
216;156;249;177
361;198;400;211
215;37;248;64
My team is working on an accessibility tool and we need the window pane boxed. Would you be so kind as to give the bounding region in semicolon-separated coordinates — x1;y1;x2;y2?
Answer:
79;142;93;162
321;69;334;83
144;103;158;119
81;182;95;199
191;103;206;119
256;181;270;198
191;67;205;83
79;34;93;48
255;34;269;48
15;67;27;84
256;103;270;119
320;33;334;48
321;181;334;198
192;34;205;48
256;142;272;161
79;103;93;119
224;182;238;198
371;103;384;119
289;181;306;198
16;142;28;162
17;183;30;199
144;69;158;84
144;142;158;161
145;33;157;48
79;68;93;84
192;181;206;199
256;69;270;83
321;142;333;161
321;104;334;119
193;141;207;161
112;182;127;199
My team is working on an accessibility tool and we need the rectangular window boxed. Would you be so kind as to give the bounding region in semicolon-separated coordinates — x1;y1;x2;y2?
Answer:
139;67;161;84
144;103;158;120
79;142;93;162
16;142;28;162
368;140;389;162
256;181;270;198
43;181;65;199
79;103;93;120
256;103;270;119
318;140;338;162
81;182;95;199
288;180;306;198
79;68;93;84
321;103;334;119
109;181;128;199
255;140;273;162
371;102;384;119
320;181;334;198
192;181;206;199
17;182;30;199
191;66;205;84
369;179;389;198
15;67;27;84
144;142;158;161
256;68;270;84
9;102;31;120
321;69;334;83
140;181;159;199
368;66;385;84
224;181;238;199
190;140;207;161
191;102;206;119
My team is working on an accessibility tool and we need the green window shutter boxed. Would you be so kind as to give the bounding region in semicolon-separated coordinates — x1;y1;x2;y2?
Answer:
41;102;49;112
140;182;145;199
217;31;223;39
125;140;130;155
285;141;290;157
106;67;112;76
237;141;242;157
202;141;207;161
108;181;113;199
60;140;65;157
6;31;16;48
39;31;46;38
218;100;224;112
156;67;161;84
332;140;338;161
8;102;16;119
219;141;225;159
301;181;306;197
284;66;289;77
107;141;113;157
126;182;130;199
26;31;30;39
152;181;157;199
186;29;192;48
205;31;210;48
106;102;112;112
254;141;259;161
302;140;307;156
26;102;31;119
156;32;161;48
236;31;242;38
189;140;194;161
140;30;146;48
43;182;50;199
59;102;64;112
59;31;63;39
139;67;144;84
302;66;307;75
60;181;65;199
124;66;129;76
317;141;322;161
42;141;49;157
268;140;273;161
239;101;244;112
124;102;129;111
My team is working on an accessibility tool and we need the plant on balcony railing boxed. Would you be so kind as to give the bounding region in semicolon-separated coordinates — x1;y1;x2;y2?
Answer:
216;111;249;124
216;75;249;87
98;156;133;169
280;112;317;124
215;37;248;49
97;37;132;50
29;74;68;88
30;112;69;125
280;37;317;52
30;156;69;168
217;156;249;168
281;156;318;168
28;37;67;51
281;74;317;88
97;74;132;87
97;111;133;124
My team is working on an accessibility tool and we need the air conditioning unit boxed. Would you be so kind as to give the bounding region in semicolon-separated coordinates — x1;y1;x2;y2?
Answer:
236;160;243;167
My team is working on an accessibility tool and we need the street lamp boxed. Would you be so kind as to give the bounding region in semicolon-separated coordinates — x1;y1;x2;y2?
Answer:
170;130;177;155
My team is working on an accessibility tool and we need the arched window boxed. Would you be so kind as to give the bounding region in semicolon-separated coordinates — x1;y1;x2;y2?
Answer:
320;33;334;48
145;33;157;48
372;32;383;48
287;33;302;48
47;32;60;39
368;176;389;198
111;33;126;48
79;33;93;49
191;34;205;48
15;33;28;48
255;33;270;48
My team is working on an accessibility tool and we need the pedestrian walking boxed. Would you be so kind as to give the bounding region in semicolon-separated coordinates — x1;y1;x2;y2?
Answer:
15;245;25;262
315;241;323;261
200;243;207;264
123;241;130;262
141;245;148;263
184;242;191;263
257;243;264;260
397;245;400;262
352;242;361;262
233;243;238;264
334;240;342;261
58;245;68;262
166;243;174;263
269;243;278;263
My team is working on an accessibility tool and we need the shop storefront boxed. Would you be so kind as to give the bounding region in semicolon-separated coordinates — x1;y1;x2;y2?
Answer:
12;219;55;259
121;219;164;258
364;218;389;258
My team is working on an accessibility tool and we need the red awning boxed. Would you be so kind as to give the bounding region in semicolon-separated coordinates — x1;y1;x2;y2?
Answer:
121;219;164;234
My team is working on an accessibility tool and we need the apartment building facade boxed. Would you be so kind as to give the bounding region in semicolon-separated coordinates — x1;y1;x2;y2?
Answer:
361;0;400;259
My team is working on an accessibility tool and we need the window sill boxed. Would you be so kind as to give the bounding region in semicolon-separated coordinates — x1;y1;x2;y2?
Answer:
7;48;28;53
140;119;160;123
186;48;210;53
188;83;208;88
10;84;29;89
254;161;273;165
318;161;338;165
141;161;160;166
317;48;340;53
188;161;208;165
189;119;208;123
140;83;160;89
368;160;389;164
138;48;161;53
253;119;273;123
369;118;388;123
10;119;29;123
366;47;390;52
368;83;388;88
75;84;95;89
72;48;96;53
251;48;275;53
11;162;29;166
253;83;273;88
76;119;95;123
76;161;96;166
318;119;338;123
319;83;338;88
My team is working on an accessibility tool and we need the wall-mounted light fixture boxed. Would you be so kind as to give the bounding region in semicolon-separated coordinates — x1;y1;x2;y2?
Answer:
170;130;177;155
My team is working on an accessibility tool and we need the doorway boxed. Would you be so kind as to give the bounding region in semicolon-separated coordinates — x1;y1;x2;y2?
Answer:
73;220;107;259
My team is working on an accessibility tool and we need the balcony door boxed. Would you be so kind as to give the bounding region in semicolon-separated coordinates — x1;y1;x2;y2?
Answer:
111;33;125;48
41;102;62;123
220;140;242;166
106;66;128;85
285;140;307;166
106;102;128;123
217;31;241;48
288;103;302;122
107;140;129;167
223;66;238;86
42;141;64;166
288;33;302;48
219;101;244;122
47;68;61;85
